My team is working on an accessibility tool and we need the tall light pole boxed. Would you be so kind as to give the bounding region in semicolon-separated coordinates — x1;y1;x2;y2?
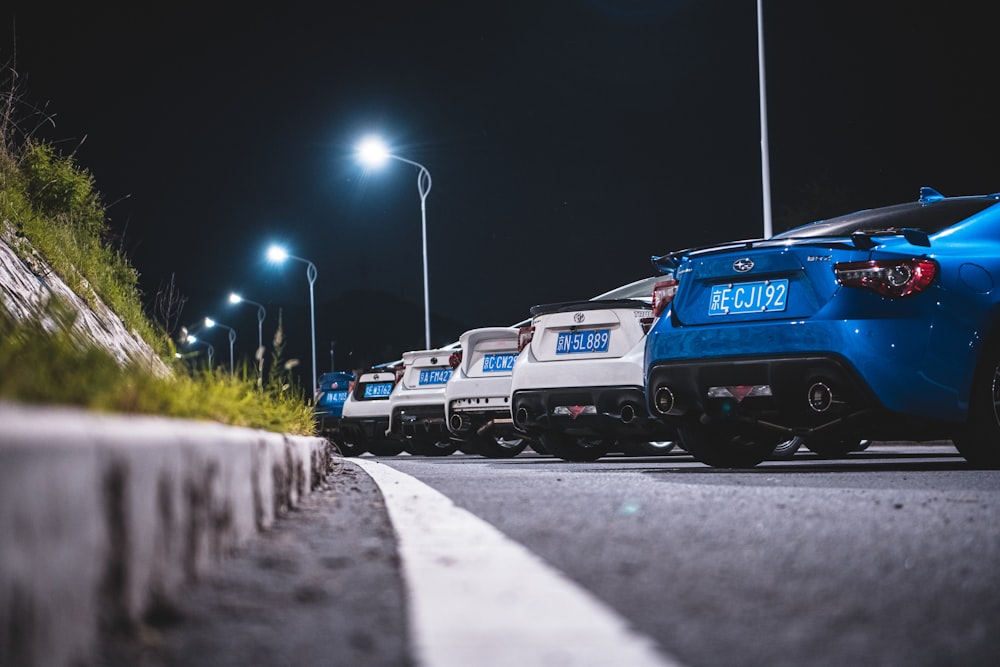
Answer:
229;292;266;352
357;135;433;349
757;0;773;239
204;317;236;377
267;245;318;395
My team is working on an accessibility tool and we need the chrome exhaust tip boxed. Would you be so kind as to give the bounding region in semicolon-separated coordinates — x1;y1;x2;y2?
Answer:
808;382;834;413
620;403;637;424
449;413;469;432
654;386;676;415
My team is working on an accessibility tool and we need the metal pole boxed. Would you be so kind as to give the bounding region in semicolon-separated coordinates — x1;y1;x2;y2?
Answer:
417;166;432;349
308;262;317;395
392;155;433;349
757;0;773;239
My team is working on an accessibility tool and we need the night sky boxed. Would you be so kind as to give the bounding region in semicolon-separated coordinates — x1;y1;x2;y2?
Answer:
4;1;999;382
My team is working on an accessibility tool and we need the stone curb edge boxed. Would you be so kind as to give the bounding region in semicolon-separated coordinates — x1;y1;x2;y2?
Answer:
0;401;333;667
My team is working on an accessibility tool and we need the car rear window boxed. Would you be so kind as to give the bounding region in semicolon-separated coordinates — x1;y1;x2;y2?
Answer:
775;199;996;239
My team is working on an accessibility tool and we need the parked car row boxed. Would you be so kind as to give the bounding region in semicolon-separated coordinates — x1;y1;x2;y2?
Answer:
324;187;1000;468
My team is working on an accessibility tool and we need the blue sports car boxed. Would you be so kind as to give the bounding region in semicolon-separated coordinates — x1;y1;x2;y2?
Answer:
644;187;1000;468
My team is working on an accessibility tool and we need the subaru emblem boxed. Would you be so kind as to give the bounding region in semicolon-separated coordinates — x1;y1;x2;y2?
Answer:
733;257;755;273
573;312;585;323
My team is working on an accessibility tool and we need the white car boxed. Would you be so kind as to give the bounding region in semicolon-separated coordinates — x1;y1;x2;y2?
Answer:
510;275;677;461
444;325;533;458
338;362;406;457
387;342;462;456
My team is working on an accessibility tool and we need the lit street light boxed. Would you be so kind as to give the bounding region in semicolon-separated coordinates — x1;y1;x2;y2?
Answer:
204;317;236;377
229;292;266;352
185;335;215;369
267;245;318;394
357;135;433;349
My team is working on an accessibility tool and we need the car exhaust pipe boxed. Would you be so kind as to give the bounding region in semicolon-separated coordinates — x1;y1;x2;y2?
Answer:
654;386;679;415
807;382;834;413
477;417;513;436
620;403;637;424
450;413;471;432
515;407;529;426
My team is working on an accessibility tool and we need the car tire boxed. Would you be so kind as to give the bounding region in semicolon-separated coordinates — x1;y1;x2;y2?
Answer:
953;339;1000;468
407;437;460;457
336;438;367;457
539;432;610;462
770;436;803;460
529;438;550;455
677;424;779;468
805;437;866;459
475;434;528;458
620;441;676;456
366;440;406;457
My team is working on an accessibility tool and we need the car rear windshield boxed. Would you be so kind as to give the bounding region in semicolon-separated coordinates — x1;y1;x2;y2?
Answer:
775;199;996;239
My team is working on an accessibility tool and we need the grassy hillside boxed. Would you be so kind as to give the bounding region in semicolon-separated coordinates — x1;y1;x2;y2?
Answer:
0;68;316;435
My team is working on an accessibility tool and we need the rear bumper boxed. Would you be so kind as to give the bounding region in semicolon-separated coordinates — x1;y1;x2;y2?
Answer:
645;354;960;440
389;404;448;438
511;385;673;440
339;416;391;441
645;314;977;424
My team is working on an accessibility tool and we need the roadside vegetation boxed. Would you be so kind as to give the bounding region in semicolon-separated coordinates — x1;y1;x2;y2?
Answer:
0;64;316;435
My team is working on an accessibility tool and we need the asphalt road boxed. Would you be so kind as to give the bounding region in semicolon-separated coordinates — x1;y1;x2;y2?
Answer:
111;443;1000;667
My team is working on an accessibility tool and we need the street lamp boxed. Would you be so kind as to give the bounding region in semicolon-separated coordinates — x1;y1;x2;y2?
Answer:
229;292;266;352
357;135;433;349
185;335;215;369
204;317;236;377
267;245;318;394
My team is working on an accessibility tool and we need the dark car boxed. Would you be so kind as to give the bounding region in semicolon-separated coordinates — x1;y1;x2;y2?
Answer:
314;371;355;442
645;187;1000;468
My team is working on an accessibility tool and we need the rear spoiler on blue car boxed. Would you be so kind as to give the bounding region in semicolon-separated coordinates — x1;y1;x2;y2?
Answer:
651;238;763;273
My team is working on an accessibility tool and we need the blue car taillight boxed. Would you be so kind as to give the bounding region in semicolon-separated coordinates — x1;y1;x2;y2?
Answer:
834;258;938;298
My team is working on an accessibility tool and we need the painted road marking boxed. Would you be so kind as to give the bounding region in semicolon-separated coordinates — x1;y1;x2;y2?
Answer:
351;458;683;667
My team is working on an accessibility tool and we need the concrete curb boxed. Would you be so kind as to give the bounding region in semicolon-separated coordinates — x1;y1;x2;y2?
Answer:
0;401;333;667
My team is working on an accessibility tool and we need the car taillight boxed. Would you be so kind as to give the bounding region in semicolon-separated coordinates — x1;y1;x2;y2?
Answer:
517;325;535;353
394;366;405;383
448;351;463;368
834;258;938;298
651;279;678;317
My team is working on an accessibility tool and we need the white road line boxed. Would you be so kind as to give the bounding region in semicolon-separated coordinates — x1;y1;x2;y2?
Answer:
350;458;683;667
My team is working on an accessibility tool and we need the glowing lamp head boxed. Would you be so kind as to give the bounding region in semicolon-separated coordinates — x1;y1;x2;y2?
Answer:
357;136;391;168
266;245;288;263
229;293;242;304
204;317;216;328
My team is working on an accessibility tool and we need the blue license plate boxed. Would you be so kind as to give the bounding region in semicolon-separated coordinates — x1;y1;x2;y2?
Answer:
322;390;348;404
556;329;610;354
418;368;452;385
709;279;789;316
363;382;394;399
482;352;518;373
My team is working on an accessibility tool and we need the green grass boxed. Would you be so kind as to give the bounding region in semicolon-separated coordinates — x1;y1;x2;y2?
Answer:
0;302;317;435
